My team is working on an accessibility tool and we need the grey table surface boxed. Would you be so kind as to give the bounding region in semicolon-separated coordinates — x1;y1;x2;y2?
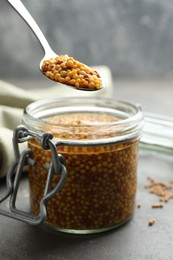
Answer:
0;79;173;260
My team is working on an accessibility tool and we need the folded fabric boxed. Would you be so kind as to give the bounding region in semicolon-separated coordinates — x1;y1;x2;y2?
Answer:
0;66;113;178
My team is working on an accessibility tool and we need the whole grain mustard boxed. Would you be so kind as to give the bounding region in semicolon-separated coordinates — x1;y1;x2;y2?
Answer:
28;112;139;232
41;54;102;90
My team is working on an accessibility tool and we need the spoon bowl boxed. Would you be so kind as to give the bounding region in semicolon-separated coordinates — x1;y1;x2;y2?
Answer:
7;0;104;91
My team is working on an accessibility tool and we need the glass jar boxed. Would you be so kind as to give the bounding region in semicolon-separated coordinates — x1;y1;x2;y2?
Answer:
22;97;144;234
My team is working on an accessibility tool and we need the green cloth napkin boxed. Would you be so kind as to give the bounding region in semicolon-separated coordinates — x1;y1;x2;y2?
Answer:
0;66;113;177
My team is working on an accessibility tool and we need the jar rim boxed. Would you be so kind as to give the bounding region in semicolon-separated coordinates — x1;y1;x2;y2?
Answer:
22;97;144;144
23;97;143;125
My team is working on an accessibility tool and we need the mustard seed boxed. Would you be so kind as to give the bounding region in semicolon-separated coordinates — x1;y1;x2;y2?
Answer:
28;112;139;231
151;203;164;208
41;54;102;90
148;218;155;226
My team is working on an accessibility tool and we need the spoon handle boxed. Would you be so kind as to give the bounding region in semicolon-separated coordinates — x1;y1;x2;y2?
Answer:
7;0;53;54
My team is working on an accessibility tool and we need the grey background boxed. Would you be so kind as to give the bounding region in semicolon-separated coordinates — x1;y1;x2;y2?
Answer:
1;0;173;80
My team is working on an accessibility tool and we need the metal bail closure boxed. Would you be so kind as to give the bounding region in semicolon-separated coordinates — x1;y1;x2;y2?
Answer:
0;125;67;225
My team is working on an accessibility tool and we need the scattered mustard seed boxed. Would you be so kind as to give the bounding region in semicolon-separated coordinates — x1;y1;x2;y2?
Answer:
148;218;156;226
143;176;173;226
145;176;173;203
151;203;164;208
137;203;141;208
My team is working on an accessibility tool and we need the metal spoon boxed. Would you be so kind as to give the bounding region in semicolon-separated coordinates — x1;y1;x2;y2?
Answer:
7;0;103;91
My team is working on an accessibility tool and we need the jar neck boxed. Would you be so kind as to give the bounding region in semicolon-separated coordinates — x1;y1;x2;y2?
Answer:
22;97;144;145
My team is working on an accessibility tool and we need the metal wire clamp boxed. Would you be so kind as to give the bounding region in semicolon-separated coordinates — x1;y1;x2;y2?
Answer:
0;125;67;225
